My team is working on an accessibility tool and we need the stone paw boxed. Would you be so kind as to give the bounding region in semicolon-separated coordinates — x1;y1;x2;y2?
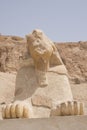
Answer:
50;101;84;116
2;101;33;119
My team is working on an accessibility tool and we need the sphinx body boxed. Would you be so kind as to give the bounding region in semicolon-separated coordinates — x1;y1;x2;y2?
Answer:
1;29;84;119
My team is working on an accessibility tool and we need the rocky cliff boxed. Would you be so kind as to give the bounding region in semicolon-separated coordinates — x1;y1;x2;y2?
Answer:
0;35;87;84
56;42;87;84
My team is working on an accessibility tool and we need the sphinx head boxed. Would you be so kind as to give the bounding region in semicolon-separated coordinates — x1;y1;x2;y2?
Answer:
26;29;53;72
26;29;63;87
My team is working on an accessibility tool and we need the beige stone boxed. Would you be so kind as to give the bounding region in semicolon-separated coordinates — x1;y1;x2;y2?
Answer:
2;105;6;119
80;102;84;115
14;29;73;118
23;105;30;118
33;106;50;118
5;104;12;119
31;95;52;108
67;101;74;115
15;28;71;102
10;104;16;118
50;101;84;116
16;103;23;118
50;105;61;116
0;72;16;104
2;101;33;119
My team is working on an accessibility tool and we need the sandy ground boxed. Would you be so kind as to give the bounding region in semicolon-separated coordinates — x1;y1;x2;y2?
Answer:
0;116;87;130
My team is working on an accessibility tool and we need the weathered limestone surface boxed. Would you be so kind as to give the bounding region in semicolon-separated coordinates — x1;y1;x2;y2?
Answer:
2;100;33;119
0;29;84;119
0;37;27;72
15;66;73;103
14;29;73;118
31;95;52;108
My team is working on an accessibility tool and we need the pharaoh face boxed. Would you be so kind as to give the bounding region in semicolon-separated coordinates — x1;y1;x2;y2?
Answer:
26;30;53;72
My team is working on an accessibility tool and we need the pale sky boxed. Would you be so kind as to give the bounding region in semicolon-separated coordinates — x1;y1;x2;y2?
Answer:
0;0;87;42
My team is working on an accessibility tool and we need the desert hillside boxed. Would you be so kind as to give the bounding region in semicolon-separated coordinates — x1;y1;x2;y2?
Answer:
0;35;87;84
56;42;87;84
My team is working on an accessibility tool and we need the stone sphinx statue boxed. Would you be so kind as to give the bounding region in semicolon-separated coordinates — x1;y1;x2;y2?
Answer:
1;29;84;119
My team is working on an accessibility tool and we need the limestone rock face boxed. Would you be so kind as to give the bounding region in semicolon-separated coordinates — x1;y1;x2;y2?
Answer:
57;42;87;83
0;36;27;72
